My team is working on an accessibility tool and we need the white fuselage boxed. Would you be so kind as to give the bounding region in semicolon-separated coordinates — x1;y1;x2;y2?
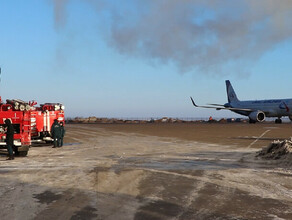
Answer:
228;99;292;117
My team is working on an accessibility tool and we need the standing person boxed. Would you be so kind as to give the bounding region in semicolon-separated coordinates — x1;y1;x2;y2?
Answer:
4;119;14;160
60;121;65;147
51;119;61;148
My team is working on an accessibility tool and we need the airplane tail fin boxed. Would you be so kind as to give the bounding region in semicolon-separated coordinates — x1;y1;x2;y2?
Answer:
226;80;239;103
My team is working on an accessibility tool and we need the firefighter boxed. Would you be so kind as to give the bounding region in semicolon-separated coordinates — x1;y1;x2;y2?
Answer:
4;119;14;160
60;121;65;147
51;119;61;148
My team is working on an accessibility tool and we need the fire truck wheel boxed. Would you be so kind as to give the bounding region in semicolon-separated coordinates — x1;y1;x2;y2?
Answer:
17;151;28;157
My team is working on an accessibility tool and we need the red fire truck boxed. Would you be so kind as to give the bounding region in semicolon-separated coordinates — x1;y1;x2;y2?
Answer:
0;98;65;156
0;98;31;156
30;103;65;143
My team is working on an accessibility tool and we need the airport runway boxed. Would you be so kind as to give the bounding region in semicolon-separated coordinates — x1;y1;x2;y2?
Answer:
100;122;292;149
0;123;291;219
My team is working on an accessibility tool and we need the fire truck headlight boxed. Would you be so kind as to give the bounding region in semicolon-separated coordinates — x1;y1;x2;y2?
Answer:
61;106;65;110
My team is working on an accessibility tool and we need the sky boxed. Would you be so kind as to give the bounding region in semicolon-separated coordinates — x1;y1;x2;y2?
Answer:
0;0;292;119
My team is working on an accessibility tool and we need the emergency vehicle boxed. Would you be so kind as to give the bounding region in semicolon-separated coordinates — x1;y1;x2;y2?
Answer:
30;103;65;143
0;98;31;156
0;97;65;156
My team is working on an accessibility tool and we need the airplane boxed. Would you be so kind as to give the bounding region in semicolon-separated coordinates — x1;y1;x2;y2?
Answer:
190;80;292;124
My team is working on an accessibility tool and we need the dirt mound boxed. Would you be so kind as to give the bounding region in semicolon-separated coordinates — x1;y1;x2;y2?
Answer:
256;138;292;166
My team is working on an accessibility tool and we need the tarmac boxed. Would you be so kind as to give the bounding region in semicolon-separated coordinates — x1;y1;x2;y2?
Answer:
0;122;291;219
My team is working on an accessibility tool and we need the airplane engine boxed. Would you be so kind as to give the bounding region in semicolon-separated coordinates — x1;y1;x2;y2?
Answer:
249;111;265;122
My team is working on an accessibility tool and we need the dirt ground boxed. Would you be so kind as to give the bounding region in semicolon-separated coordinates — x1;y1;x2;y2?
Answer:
0;122;292;219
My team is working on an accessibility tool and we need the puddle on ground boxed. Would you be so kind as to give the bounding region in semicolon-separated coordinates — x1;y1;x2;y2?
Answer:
135;200;182;220
33;190;62;205
70;206;98;220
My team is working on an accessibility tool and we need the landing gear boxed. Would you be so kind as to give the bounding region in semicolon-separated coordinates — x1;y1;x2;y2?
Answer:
249;119;256;124
275;118;282;124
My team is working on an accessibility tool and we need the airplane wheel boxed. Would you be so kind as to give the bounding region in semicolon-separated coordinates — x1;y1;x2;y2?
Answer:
275;119;282;124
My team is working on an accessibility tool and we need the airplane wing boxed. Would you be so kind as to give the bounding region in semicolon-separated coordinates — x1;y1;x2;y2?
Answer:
190;97;254;112
207;103;226;107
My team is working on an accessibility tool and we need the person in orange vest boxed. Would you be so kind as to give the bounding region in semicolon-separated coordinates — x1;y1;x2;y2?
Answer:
209;116;213;121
